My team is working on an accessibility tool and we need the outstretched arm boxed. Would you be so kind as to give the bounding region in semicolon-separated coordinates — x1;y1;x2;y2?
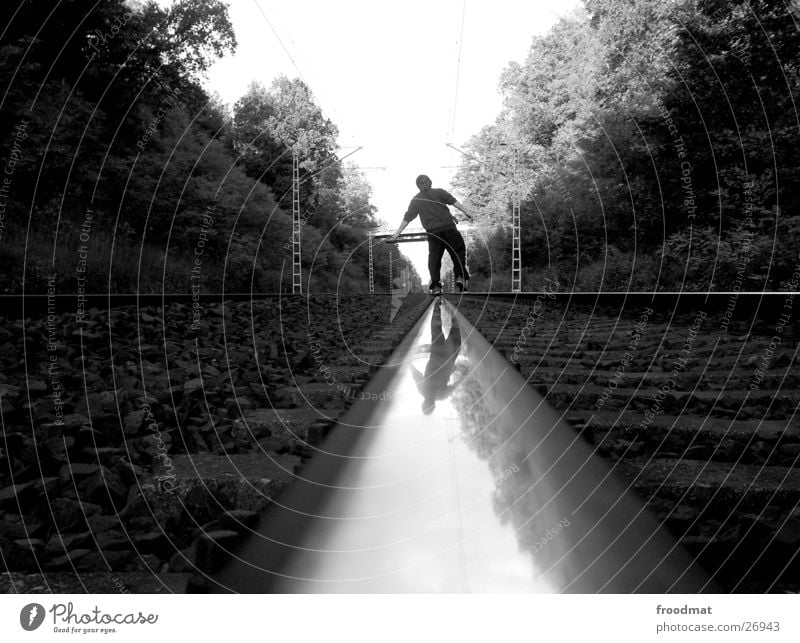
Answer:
452;200;473;221
387;219;410;243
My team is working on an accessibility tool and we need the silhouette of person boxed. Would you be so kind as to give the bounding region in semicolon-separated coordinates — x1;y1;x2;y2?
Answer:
387;175;473;294
411;302;463;415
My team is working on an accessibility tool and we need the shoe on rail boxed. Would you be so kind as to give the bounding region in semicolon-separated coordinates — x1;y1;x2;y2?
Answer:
429;282;443;298
455;278;468;293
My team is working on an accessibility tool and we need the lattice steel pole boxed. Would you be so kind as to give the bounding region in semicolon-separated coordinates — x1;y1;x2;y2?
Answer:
511;148;522;293
388;243;393;293
368;235;374;295
292;148;302;294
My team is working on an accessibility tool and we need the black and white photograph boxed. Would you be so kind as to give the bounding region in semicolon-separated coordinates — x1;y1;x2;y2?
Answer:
1;0;799;639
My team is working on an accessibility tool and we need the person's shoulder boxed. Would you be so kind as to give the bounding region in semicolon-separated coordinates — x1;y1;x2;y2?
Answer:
432;188;456;202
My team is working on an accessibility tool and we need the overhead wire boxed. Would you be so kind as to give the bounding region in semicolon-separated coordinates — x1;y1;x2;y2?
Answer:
250;0;354;146
443;3;472;564
251;1;310;89
447;0;467;145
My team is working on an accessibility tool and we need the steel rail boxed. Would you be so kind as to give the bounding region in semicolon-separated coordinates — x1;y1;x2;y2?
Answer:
206;299;712;592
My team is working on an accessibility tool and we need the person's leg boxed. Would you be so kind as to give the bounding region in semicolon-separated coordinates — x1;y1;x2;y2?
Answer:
427;233;446;287
441;228;469;282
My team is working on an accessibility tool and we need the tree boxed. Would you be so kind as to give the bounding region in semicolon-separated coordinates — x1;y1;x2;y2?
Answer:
233;81;293;197
340;164;378;228
264;76;338;162
232;77;343;219
141;0;237;79
628;0;800;288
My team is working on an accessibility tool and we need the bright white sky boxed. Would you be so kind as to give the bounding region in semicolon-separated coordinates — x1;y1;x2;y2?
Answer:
202;0;582;274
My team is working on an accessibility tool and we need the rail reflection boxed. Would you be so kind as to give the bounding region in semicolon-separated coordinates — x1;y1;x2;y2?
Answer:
212;300;711;592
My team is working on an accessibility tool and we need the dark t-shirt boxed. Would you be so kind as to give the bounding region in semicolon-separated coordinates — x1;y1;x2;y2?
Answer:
403;188;457;232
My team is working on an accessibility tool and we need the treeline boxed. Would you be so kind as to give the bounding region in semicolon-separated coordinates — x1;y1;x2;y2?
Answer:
0;0;407;295
457;0;800;291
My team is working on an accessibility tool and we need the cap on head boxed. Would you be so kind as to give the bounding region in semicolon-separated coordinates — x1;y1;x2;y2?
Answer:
416;174;432;190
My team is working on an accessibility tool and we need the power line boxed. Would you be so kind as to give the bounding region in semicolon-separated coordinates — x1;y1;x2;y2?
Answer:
251;1;310;89
447;0;467;143
250;0;352;141
445;142;509;177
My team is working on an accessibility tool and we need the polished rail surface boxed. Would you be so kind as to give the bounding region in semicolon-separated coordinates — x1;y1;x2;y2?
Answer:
209;299;712;592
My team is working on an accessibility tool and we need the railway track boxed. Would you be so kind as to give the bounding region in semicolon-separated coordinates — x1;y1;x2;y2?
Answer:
199;296;733;593
2;292;796;593
454;293;800;592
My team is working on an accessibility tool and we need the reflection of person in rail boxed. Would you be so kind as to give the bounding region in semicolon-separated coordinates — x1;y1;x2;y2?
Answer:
410;302;463;415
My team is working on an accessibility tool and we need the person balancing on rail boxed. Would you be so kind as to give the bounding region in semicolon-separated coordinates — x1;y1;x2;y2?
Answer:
387;174;473;296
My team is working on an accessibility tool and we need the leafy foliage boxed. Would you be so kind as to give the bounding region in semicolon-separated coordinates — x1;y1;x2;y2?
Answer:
454;0;800;291
0;0;398;294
